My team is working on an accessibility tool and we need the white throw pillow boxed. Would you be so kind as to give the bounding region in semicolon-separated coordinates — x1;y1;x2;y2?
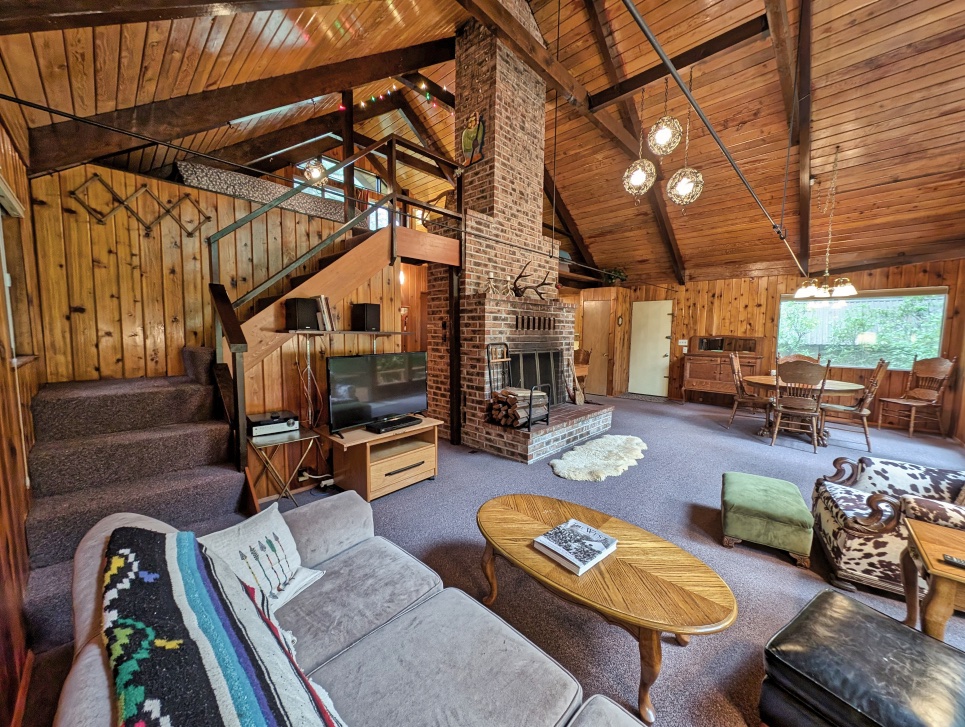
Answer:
199;503;322;608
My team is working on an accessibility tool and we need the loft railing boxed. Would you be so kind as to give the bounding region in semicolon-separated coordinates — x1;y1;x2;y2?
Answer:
205;134;464;469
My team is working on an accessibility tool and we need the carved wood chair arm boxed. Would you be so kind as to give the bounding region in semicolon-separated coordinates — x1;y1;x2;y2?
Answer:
823;457;863;486
847;493;902;534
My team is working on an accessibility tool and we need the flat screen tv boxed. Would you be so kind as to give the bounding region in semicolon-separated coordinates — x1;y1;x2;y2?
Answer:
327;352;428;433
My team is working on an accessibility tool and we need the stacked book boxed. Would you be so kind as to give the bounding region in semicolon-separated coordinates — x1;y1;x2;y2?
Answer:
534;519;617;575
315;295;336;331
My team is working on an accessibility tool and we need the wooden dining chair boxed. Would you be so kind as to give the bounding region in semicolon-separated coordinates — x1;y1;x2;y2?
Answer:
770;359;832;453
727;353;772;428
819;358;888;452
778;353;821;364
573;348;591;389
877;356;957;437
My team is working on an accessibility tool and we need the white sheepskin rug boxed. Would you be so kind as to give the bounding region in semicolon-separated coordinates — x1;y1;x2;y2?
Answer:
549;435;647;481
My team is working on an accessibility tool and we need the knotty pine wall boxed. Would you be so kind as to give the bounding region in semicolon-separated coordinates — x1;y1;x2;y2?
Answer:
569;261;965;439
0;121;37;725
30;164;429;498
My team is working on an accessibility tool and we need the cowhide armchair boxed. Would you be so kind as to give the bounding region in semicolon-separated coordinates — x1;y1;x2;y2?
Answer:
812;456;965;594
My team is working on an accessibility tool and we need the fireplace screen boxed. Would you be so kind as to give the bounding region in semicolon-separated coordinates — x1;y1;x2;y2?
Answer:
508;350;565;405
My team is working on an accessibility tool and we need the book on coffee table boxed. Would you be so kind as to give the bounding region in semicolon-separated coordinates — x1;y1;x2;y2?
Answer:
534;519;617;575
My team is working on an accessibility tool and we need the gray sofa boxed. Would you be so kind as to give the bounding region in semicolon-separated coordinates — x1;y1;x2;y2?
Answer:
54;490;643;726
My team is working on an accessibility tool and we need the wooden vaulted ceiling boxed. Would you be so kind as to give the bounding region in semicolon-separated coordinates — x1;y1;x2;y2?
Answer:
0;0;962;283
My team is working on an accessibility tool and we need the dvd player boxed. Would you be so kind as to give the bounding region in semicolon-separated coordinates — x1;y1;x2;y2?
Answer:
365;415;422;434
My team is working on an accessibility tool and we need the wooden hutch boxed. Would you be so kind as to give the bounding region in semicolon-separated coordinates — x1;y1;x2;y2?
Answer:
682;335;764;401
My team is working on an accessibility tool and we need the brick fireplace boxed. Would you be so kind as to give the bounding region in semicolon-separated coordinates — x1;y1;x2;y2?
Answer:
425;6;613;462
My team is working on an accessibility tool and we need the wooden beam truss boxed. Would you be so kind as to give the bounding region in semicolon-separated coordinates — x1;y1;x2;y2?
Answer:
28;38;455;175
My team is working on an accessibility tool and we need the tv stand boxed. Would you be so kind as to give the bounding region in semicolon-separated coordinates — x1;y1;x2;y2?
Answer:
322;416;442;502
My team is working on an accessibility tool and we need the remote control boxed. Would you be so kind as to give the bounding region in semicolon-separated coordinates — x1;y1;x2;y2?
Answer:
943;554;965;569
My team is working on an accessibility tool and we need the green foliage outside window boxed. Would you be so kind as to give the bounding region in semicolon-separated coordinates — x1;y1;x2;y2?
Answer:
777;293;946;370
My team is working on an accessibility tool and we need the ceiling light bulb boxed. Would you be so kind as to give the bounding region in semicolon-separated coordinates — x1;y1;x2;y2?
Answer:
648;116;683;156
667;167;704;206
304;160;324;181
813;285;831;298
623;158;656;200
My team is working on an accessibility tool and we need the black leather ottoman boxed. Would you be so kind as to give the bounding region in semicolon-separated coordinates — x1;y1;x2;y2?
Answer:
761;590;965;727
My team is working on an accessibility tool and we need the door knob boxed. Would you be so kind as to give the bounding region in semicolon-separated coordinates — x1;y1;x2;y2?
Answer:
663;353;669;358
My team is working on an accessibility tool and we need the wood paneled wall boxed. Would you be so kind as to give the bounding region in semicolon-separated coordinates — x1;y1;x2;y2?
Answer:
30;164;429;499
572;286;632;396
617;260;965;439
0;122;34;725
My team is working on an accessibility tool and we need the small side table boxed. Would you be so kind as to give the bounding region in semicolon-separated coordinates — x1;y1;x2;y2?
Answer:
249;427;322;507
901;519;965;640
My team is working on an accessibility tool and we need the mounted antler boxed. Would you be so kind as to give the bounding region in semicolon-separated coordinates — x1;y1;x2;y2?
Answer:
512;261;554;299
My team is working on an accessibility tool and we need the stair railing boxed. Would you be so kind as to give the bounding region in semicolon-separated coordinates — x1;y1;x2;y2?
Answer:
205;134;466;454
209;282;248;470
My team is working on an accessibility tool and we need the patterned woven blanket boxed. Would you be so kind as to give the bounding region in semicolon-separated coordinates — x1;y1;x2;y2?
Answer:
103;527;343;727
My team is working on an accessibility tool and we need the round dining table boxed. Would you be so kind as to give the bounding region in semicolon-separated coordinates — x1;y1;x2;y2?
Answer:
743;374;865;397
743;375;865;443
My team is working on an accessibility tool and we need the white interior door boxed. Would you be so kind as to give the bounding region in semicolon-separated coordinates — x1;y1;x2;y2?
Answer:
628;300;673;395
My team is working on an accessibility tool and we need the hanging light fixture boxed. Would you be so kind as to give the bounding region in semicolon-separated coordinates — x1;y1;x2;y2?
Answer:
623;89;656;203
794;146;856;300
667;69;703;207
304;159;325;182
648;78;682;156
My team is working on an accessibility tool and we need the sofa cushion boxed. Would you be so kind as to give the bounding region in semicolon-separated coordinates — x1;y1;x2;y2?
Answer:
312;588;582;727
275;535;442;674
54;641;113;727
199;502;322;607
855;457;965;502
765;590;965;727
567;695;644;726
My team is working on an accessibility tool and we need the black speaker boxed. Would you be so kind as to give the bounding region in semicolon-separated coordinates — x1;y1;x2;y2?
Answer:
285;298;319;331
351;303;380;332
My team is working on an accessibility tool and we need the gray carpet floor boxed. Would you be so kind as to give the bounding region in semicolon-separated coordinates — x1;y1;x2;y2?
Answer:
365;397;965;727
25;398;965;727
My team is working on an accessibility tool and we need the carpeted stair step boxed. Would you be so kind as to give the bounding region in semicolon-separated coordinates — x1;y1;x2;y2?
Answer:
31;376;215;443
26;464;246;569
29;420;232;497
182;346;215;385
23;561;73;655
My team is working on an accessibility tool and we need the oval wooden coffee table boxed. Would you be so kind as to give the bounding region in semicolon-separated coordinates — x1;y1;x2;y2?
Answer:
477;494;737;724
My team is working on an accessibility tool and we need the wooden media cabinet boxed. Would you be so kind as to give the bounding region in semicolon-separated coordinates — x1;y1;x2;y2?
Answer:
323;417;441;501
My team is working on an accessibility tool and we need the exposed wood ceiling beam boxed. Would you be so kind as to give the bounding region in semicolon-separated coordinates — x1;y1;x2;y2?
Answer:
28;38;455;175
543;166;596;269
0;0;372;34
453;0;684;282
352;133;451;181
763;0;797;137
581;0;639;138
588;16;769;111
797;0;812;275
395;96;456;185
650;189;686;285
190;94;403;171
393;73;456;111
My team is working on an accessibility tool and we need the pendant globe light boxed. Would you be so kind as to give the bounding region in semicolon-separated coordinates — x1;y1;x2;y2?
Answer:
667;69;703;207
303;158;326;182
648;78;682;156
623;91;656;203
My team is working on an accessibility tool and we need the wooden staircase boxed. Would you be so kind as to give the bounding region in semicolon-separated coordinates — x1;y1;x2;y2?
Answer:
240;225;458;369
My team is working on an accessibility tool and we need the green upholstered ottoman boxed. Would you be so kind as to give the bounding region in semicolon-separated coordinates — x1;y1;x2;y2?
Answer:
721;472;813;568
